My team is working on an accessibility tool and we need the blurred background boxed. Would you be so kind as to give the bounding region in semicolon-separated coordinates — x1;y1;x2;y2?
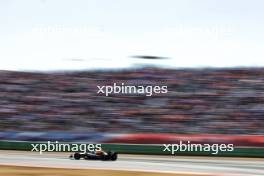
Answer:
0;0;264;154
0;67;263;145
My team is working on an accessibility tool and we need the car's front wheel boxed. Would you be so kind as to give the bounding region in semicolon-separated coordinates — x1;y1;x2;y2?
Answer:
74;153;81;160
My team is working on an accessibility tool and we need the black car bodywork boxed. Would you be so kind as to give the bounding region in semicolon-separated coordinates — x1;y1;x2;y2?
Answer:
70;151;118;161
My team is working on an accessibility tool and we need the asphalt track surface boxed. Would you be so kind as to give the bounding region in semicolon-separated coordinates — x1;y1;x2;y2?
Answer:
0;151;264;176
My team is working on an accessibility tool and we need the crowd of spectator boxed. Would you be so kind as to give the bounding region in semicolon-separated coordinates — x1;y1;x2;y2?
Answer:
0;67;263;135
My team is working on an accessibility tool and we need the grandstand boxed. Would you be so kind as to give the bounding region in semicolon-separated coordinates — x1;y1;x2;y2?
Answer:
0;67;263;137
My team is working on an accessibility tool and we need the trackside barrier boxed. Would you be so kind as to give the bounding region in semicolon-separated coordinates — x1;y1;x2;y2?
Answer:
0;141;264;157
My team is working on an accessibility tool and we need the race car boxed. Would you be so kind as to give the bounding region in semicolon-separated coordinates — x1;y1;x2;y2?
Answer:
69;150;118;161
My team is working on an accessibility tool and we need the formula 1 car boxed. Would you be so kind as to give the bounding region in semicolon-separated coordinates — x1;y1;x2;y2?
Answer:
69;150;118;161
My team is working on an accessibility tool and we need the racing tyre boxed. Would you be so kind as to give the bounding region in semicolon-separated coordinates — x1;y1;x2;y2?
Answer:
74;152;81;160
110;152;117;161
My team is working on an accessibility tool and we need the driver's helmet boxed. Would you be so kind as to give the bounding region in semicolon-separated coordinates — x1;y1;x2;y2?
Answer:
95;150;104;155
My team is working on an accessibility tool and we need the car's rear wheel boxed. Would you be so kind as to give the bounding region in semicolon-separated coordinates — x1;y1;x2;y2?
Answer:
110;152;117;161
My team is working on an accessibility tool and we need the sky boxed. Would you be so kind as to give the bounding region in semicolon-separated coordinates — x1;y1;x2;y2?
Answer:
0;0;264;71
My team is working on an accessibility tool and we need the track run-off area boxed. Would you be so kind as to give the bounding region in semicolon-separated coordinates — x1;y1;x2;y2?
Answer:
0;150;264;176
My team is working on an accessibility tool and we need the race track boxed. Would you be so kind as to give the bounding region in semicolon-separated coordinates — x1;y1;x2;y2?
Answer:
0;150;264;176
